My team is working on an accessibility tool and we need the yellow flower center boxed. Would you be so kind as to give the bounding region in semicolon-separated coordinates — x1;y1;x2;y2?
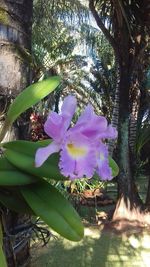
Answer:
67;143;87;159
100;153;104;161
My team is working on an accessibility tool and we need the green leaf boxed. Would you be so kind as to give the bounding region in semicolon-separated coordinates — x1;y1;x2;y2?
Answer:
21;180;84;241
109;157;119;177
0;223;7;267
0;247;7;267
136;125;150;155
0;156;37;186
0;190;34;215
0;157;16;171
3;140;65;181
0;156;37;185
6;76;60;124
0;170;37;186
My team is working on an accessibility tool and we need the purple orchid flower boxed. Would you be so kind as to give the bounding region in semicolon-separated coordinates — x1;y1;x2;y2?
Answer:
35;95;117;180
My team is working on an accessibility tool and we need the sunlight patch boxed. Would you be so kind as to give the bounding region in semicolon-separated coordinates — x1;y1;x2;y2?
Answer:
84;227;101;239
128;236;140;248
141;235;150;249
141;251;150;267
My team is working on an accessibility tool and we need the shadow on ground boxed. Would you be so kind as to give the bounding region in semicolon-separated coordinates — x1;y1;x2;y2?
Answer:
30;225;150;267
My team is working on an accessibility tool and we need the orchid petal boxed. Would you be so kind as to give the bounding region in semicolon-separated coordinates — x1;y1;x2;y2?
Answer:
59;149;96;180
44;112;64;141
72;105;108;139
35;142;60;167
61;95;77;120
77;104;94;124
98;125;118;139
44;95;77;142
96;142;112;180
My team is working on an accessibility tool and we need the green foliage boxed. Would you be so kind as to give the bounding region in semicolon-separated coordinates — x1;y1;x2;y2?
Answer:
135;124;150;174
3;140;65;181
0;157;16;171
68;178;106;195
0;77;85;246
32;0;87;77
109;157;119;177
0;157;36;186
7;76;60;124
0;222;7;267
0;76;60;142
0;190;34;215
136;125;150;155
0;170;36;186
21;179;84;241
0;77;84;267
32;0;117;121
40;21;115;121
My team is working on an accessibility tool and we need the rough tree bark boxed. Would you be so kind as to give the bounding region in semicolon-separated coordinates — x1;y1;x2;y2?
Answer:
108;62;120;156
0;0;33;266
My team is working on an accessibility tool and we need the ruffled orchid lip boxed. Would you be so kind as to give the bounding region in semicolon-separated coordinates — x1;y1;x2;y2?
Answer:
59;133;97;179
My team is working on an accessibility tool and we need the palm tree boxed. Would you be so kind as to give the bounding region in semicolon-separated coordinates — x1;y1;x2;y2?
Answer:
89;0;150;220
32;0;117;121
0;1;33;266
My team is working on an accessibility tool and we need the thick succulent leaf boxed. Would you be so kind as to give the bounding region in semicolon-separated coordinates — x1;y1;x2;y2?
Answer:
0;247;7;267
21;180;84;241
0;156;37;186
0;190;34;215
109;156;119;177
6;76;60;124
0;223;7;267
3;140;65;181
0;170;37;186
0;156;16;171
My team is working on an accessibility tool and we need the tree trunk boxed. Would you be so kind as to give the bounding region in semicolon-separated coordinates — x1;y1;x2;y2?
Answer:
146;176;150;209
0;0;32;97
0;0;33;266
113;63;143;221
117;65;133;198
108;61;120;156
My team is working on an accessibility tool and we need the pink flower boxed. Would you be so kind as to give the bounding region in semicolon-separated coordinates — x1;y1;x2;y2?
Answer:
35;95;117;180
